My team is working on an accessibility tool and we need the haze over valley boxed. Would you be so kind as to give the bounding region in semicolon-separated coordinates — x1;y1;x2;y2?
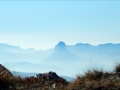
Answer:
1;41;120;77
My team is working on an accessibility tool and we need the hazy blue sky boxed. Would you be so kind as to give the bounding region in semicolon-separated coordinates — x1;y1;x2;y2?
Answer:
0;0;120;50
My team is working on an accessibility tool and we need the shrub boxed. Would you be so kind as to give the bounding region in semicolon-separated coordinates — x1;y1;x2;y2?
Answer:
84;68;103;81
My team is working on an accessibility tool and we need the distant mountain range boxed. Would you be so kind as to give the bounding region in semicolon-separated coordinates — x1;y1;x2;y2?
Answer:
40;41;81;66
0;41;120;76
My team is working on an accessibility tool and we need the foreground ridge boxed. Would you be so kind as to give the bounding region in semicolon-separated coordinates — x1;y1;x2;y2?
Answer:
1;63;120;90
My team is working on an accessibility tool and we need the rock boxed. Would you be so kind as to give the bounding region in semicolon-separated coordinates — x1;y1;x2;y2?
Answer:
0;64;13;77
37;71;64;81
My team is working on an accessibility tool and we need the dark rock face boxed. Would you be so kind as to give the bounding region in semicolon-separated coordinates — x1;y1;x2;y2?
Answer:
0;64;13;77
37;71;64;81
0;64;14;90
47;71;60;80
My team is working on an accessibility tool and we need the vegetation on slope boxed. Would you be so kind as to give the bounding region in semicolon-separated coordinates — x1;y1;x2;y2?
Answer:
0;63;120;90
67;63;120;90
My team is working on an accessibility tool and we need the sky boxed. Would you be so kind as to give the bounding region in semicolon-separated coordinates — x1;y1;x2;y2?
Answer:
0;0;120;50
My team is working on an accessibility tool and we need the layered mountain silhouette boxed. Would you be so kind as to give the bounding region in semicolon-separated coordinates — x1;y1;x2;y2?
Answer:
3;62;64;74
0;41;120;76
0;43;53;63
40;41;81;65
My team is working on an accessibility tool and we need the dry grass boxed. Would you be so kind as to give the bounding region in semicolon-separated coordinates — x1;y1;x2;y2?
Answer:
67;64;120;90
84;68;103;81
1;63;120;90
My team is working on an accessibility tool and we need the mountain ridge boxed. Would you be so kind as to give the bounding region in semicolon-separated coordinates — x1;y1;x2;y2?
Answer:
1;42;120;50
1;41;120;76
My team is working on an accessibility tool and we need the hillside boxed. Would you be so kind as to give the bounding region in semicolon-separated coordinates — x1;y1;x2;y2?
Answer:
1;63;120;90
0;64;13;77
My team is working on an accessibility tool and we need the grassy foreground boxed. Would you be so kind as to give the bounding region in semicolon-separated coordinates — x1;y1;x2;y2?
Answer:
0;63;120;90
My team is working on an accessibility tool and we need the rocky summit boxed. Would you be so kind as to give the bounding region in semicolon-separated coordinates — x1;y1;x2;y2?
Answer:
55;41;66;51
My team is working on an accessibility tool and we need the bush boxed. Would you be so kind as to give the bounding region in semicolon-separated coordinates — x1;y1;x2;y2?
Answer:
84;68;103;81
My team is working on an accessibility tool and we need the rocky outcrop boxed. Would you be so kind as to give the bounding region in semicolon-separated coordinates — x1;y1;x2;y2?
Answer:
0;64;13;77
55;41;66;51
36;71;65;81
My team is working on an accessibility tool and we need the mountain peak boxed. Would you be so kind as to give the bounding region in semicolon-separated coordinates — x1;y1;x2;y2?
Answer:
55;41;66;51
